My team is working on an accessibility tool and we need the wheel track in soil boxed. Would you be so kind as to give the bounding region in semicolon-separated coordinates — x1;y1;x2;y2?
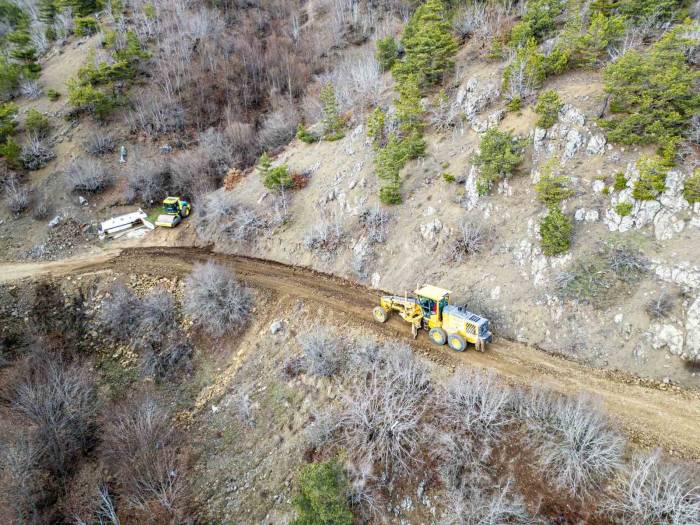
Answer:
1;245;699;461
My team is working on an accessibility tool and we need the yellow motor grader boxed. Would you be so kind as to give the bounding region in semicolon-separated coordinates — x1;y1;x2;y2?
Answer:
372;285;492;352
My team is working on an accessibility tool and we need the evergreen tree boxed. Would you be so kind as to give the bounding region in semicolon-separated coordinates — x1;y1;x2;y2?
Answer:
376;35;398;72
367;107;386;150
292;460;353;525
320;83;343;139
398;0;458;86
38;0;57;24
540;206;573;256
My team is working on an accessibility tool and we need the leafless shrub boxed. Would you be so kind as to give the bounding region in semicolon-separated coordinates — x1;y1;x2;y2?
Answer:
198;127;236;176
321;49;385;111
99;281;140;341
12;358;98;477
346;336;383;375
0;436;42;523
604;242;649;283
31;189;51;220
646;292;675;319
134;288;177;352
298;328;345;377
431;90;465;131
282;355;306;379
336;345;431;477
346;460;381;521
236;391;255;428
83;134;115;156
440;368;512;439
21;136;56;170
20;80;42;100
436;431;492;495
127;90;185;137
104;394;184;516
54;8;74;41
184;261;252;337
519;390;624;496
63;467;120;525
170;148;217;198
305;409;338;449
223;121;258;167
4;174;30;215
67;157;113;193
124;157;171;204
223;206;267;242
441;480;537;525
359;206;390;245
453;1;514;45
258;103;300;151
686;114;700;145
605;451;700;524
304;208;345;254
446;219;490;263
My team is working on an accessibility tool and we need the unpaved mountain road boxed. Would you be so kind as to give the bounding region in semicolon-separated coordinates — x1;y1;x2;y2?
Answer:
2;246;699;460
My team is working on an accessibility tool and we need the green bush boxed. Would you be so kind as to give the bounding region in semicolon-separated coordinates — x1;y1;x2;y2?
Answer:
59;0;103;17
506;96;522;112
395;0;457;86
535;171;573;207
613;172;627;191
258;152;293;190
540;206;573;256
443;172;455;183
615;201;633;217
0;136;21;168
367;107;386;150
296;123;319;144
520;0;564;42
375;134;410;205
683;170;700;205
46;88;60;101
380;183;402;205
74;16;98;36
67;81;116;119
502;38;546;98
292;459;352;525
601;23;699;154
376;35;398;72
592;0;684;22
0;101;18;142
320;83;344;140
471;128;525;193
395;74;424;137
25;108;50;137
534;90;562;129
632;156;667;201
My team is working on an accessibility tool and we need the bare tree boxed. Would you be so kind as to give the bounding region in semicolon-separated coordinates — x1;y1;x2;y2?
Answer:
83;134;115;156
20;80;43;100
441;480;538;525
359;206;391;245
304;208;345;255
605;451;700;525
0;436;42;523
99;281;140;341
184;262;252;337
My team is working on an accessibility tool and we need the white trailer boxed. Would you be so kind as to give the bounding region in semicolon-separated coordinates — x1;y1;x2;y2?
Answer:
98;209;153;239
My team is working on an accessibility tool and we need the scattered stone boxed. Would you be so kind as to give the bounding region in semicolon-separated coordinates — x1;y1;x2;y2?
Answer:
78;196;88;206
270;320;284;335
420;218;442;242
559;104;586;126
48;215;61;228
586;133;606;155
564;128;583;159
650;323;684;356
160;144;173;154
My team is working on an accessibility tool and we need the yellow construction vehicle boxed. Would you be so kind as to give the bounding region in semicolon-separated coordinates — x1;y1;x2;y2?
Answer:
155;196;191;228
372;285;492;352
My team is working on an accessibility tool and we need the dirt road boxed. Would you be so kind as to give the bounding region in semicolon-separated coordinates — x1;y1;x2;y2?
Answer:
2;246;699;460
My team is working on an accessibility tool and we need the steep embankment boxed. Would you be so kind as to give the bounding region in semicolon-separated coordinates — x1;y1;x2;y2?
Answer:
2;245;699;460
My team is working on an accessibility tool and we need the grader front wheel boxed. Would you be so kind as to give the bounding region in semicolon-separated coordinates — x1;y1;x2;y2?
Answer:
373;306;388;323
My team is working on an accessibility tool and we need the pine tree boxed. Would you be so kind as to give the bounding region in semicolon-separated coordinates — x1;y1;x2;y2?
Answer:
395;74;423;136
367;107;386;150
320;83;343;140
398;0;458;86
38;0;57;24
540;206;573;256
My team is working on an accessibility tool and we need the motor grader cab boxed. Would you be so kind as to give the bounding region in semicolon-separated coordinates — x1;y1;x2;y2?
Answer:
372;285;492;352
155;196;191;228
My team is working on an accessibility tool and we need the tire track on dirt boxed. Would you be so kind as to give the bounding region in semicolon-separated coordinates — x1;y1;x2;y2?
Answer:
2;246;699;460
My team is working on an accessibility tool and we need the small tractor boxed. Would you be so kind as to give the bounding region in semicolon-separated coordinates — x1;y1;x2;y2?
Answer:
372;285;492;352
155;196;191;228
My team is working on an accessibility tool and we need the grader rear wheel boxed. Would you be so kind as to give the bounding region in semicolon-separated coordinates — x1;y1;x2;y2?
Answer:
373;306;388;323
448;333;466;352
